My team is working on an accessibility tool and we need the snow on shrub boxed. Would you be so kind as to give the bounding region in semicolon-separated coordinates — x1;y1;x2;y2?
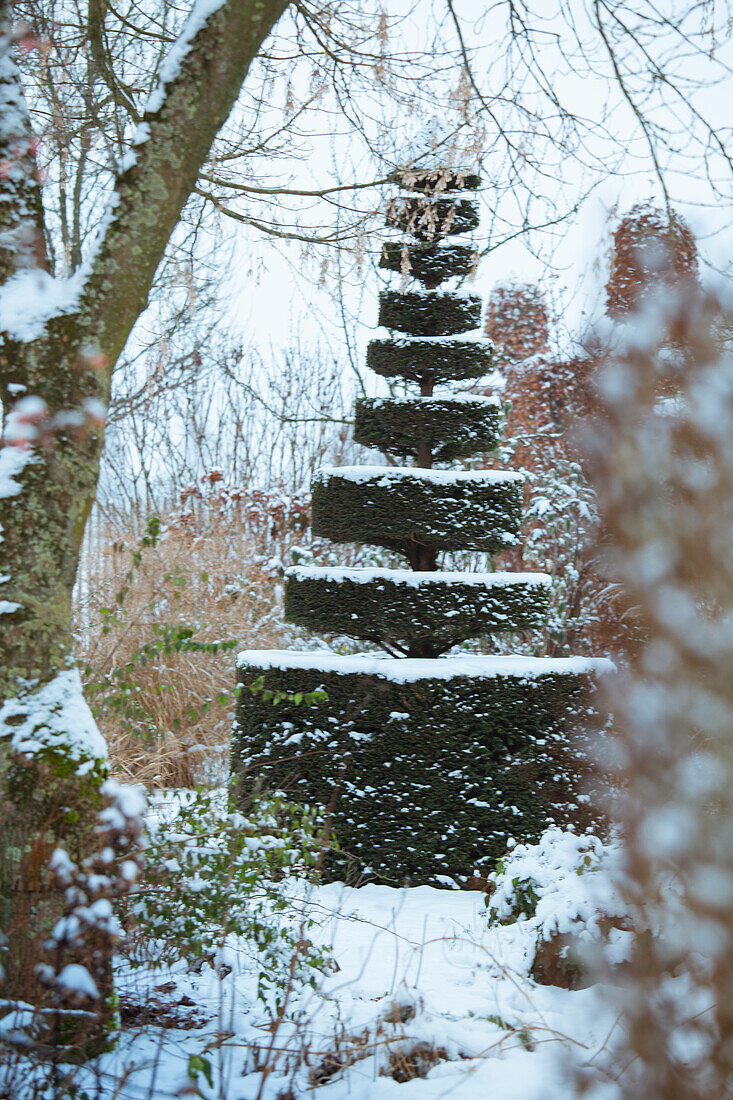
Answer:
486;827;629;986
126;787;331;1011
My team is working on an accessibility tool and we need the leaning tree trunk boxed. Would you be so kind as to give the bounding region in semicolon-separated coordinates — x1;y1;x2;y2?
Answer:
0;0;289;1010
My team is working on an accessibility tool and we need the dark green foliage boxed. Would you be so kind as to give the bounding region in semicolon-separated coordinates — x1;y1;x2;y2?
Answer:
354;396;500;462
366;336;493;385
386;196;480;239
379;241;477;284
311;468;523;556
231;160;605;887
379;290;482;336
284;570;550;653
387;168;481;192
232;659;599;885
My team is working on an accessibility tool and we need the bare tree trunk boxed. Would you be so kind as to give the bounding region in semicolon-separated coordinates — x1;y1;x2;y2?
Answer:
0;0;289;1010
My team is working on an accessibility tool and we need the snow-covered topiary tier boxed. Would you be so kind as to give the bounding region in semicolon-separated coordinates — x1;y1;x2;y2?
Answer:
354;394;501;462
232;163;610;885
311;465;523;555
366;329;491;386
283;566;552;652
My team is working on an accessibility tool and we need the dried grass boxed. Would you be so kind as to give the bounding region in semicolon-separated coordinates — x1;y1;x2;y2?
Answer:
74;502;303;788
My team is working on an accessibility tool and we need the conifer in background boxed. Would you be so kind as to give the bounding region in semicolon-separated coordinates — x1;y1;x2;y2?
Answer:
232;161;609;886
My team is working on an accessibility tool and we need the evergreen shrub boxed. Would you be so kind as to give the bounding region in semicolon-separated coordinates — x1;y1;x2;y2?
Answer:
386;196;480;238
366;336;493;385
354;396;500;461
378;290;482;336
283;567;551;651
379;241;477;283
386;168;481;192
234;655;601;885
311;466;523;553
232;159;608;884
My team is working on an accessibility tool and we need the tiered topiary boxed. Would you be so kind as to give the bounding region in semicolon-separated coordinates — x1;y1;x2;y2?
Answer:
232;163;609;886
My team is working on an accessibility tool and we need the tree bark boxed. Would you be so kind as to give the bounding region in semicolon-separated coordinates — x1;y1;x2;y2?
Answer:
0;0;289;1009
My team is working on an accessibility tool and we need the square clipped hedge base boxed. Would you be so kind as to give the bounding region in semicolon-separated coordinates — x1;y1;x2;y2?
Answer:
232;652;610;887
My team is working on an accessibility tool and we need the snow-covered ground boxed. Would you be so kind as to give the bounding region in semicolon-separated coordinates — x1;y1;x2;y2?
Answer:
94;879;623;1099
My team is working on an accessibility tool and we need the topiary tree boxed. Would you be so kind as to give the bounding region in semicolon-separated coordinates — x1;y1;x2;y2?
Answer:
232;163;610;886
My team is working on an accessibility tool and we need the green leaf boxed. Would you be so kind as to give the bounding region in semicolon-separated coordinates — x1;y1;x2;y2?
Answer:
188;1053;213;1089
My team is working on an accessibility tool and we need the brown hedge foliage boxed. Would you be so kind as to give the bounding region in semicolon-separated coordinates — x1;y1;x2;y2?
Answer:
605;202;698;320
484;282;550;364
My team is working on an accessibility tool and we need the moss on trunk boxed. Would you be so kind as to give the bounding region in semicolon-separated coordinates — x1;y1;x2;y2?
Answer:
0;0;290;1018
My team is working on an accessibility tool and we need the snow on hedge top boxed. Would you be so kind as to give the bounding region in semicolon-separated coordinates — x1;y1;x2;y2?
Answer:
0;268;83;341
237;650;613;682
370;327;487;347
364;394;501;409
384;287;479;300
383;233;478;249
314;465;523;487
287;566;551;588
0;668;108;768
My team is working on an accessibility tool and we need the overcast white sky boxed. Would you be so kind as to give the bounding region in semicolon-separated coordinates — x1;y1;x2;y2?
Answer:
215;0;733;379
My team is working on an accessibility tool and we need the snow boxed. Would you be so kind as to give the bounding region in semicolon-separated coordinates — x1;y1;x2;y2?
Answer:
0;46;30;145
0;668;108;767
237;650;613;681
0;440;31;503
0;267;83;341
370;326;488;345
364;393;501;408
487;829;627;947
33;863;626;1099
0;434;38;611
116;122;151;173
55;964;99;1001
384;232;479;249
386;286;480;300
287;566;552;588
101;777;147;824
315;464;523;487
145;0;228;116
0;437;35;502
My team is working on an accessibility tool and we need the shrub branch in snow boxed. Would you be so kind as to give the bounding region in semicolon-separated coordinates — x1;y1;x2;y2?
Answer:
486;827;628;989
0;778;145;1072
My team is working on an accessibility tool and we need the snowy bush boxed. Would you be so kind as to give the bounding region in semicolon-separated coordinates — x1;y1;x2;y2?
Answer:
486;828;629;987
126;787;330;1010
